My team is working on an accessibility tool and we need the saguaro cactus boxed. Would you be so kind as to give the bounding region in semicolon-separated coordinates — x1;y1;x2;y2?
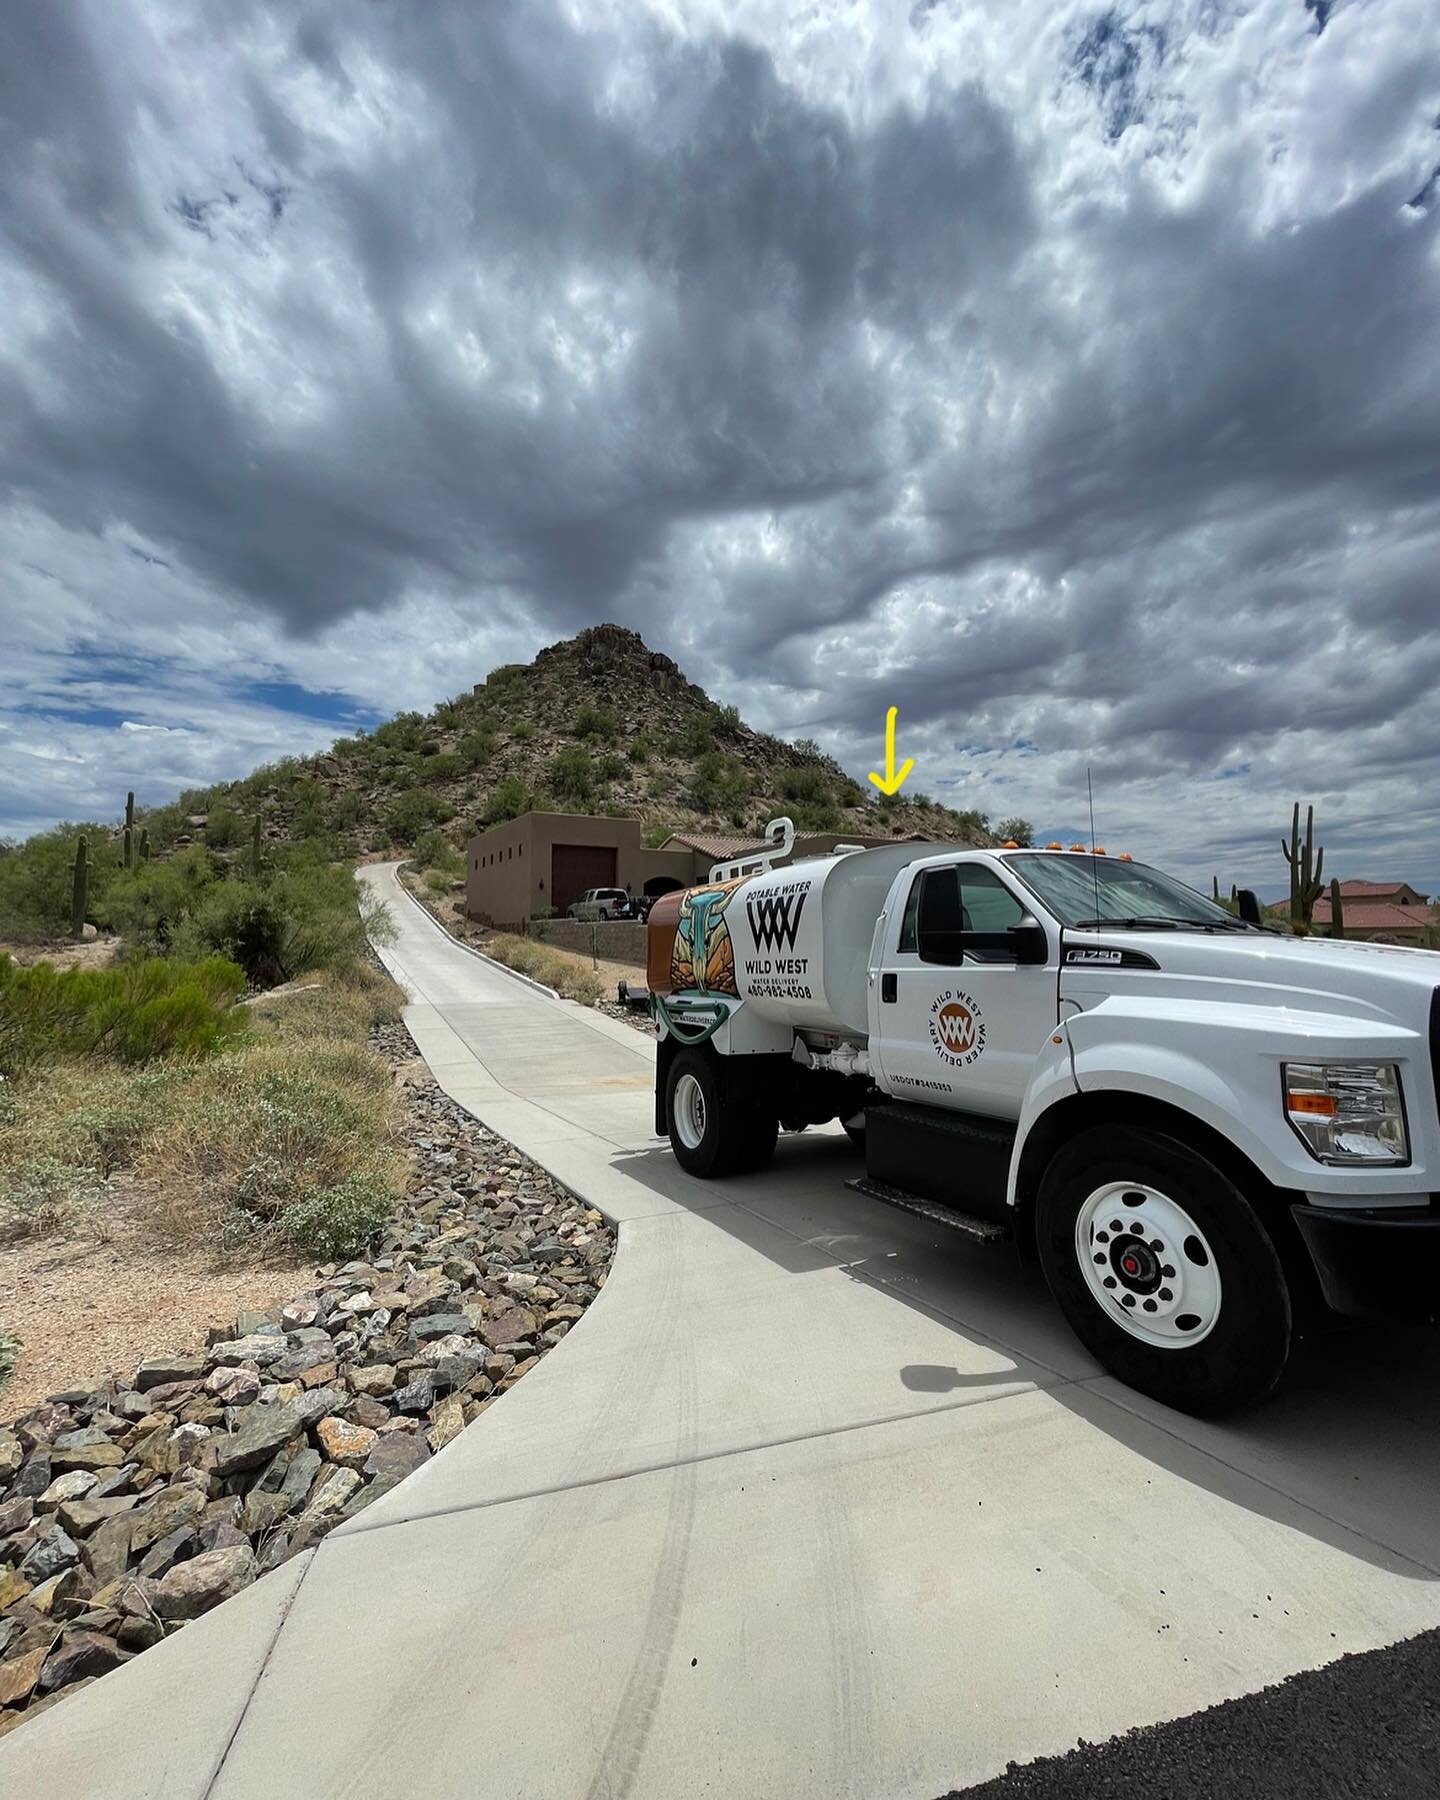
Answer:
123;790;136;871
1212;874;1221;901
250;813;263;877
71;833;89;937
1329;876;1346;940
139;828;151;863
1281;801;1325;926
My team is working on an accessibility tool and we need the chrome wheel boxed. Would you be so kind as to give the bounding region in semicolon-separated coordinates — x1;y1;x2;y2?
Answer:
1075;1180;1222;1349
672;1071;708;1152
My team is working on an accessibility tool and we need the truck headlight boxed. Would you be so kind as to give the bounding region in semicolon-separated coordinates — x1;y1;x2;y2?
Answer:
1282;1062;1408;1166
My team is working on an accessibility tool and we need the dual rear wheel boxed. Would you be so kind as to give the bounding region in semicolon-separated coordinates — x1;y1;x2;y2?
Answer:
666;1049;777;1178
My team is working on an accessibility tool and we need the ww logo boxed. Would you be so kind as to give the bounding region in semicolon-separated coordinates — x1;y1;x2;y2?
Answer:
747;890;807;954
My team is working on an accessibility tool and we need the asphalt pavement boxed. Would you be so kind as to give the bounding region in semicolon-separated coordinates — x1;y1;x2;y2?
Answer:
4;860;1437;1799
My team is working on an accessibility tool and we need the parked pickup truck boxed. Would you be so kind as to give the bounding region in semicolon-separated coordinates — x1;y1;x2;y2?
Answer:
568;887;629;921
646;819;1440;1414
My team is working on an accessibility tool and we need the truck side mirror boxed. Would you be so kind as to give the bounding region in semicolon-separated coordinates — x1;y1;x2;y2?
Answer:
1236;888;1261;924
1007;919;1049;965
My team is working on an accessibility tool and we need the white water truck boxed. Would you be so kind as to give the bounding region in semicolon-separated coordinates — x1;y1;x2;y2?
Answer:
645;820;1440;1414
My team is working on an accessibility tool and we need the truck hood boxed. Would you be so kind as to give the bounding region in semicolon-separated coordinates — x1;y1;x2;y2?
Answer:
1065;928;1440;1034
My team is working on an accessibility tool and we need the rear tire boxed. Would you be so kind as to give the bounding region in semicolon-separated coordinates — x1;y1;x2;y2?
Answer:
1035;1124;1293;1416
666;1049;777;1178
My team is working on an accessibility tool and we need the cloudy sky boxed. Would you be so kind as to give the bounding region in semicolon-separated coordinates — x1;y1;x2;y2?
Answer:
3;0;1438;894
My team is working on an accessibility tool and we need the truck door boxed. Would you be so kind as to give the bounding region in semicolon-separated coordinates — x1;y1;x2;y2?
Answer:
870;859;1058;1121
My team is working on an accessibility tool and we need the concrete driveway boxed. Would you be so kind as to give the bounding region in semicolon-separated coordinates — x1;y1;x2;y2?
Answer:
9;861;1439;1799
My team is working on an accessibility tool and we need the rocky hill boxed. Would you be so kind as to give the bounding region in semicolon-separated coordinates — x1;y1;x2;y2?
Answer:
138;625;992;860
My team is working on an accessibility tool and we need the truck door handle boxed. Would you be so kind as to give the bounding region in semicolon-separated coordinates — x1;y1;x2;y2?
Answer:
881;973;897;1004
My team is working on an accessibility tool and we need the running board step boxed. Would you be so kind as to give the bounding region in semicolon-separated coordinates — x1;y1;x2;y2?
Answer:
846;1177;1011;1244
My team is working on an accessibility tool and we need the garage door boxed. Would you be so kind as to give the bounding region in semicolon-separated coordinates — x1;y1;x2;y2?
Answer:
551;844;618;915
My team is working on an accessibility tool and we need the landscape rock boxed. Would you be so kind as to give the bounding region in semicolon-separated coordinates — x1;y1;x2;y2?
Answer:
0;1644;50;1708
314;1417;378;1471
205;1366;261;1405
347;1363;396;1398
38;1630;121;1692
0;1008;617;1734
37;1470;97;1511
18;1527;81;1586
57;1495;139;1538
426;1396;465;1453
151;1546;257;1621
134;1356;207;1392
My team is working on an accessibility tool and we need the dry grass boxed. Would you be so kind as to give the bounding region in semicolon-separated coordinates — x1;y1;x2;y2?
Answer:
0;961;410;1262
483;932;605;1005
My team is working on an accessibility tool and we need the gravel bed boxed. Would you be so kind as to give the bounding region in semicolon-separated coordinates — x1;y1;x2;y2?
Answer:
0;1021;614;1739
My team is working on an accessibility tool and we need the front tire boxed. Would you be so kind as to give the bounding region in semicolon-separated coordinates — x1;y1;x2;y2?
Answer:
666;1049;777;1178
1035;1125;1293;1416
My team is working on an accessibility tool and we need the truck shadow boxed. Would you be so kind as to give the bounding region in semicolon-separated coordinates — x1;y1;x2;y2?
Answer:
612;1126;1440;1581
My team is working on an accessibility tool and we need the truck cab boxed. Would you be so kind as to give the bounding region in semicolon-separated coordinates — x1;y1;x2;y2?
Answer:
649;833;1440;1415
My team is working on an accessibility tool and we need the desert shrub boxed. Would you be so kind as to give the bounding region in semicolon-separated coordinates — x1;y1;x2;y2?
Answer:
202;807;249;849
691;751;751;815
485;664;526;691
483;775;536;825
0;954;246;1076
0;1330;17;1391
676;715;715;757
381;787;453;845
511;720;536;742
328;792;362;833
788;800;842;832
781;766;832;807
484;933;603;1005
418;751;463;783
548;746;596;806
276;1168;397;1260
458;728;497;768
412;829;465;876
0;821;128;942
372;711;426;752
714;703;742;739
996;817;1033;846
627;731;656;765
954;808;990;835
572;704;619;742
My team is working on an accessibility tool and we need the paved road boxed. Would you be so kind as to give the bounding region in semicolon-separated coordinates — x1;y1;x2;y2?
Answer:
8;863;1439;1798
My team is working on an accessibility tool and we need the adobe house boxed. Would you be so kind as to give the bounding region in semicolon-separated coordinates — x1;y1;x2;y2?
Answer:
1268;879;1437;946
465;814;694;926
466;814;944;927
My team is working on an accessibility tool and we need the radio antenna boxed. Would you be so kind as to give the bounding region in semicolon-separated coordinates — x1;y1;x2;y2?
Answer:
1087;766;1100;928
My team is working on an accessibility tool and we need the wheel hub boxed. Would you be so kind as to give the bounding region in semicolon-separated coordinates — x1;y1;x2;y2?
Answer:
1074;1181;1222;1350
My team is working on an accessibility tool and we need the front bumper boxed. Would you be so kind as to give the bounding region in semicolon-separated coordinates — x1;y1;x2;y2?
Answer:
1291;1202;1440;1324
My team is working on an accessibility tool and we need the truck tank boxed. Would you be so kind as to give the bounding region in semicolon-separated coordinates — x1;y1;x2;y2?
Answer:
647;842;936;1037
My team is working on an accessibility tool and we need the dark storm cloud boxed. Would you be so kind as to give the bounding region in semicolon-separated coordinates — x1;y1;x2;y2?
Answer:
3;0;1440;891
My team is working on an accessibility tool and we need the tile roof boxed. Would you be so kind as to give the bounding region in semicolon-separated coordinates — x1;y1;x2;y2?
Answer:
1311;900;1436;931
1335;880;1429;901
659;831;769;859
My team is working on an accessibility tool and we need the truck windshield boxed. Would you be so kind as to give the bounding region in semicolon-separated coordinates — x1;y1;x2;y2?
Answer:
1010;854;1248;930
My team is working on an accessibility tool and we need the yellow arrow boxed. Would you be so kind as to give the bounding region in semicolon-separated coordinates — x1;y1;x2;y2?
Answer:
867;705;915;796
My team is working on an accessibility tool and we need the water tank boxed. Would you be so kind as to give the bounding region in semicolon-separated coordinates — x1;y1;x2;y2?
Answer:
648;843;937;1036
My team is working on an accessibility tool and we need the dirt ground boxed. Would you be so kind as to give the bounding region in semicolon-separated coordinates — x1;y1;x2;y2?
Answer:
0;1196;313;1419
0;933;121;972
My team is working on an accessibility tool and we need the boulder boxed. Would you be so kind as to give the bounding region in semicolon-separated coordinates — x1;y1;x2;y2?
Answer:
38;1629;121;1691
0;1643;50;1708
37;1470;97;1511
206;1391;339;1478
205;1366;261;1405
134;1356;207;1392
151;1546;257;1620
18;1526;81;1585
314;1417;378;1472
